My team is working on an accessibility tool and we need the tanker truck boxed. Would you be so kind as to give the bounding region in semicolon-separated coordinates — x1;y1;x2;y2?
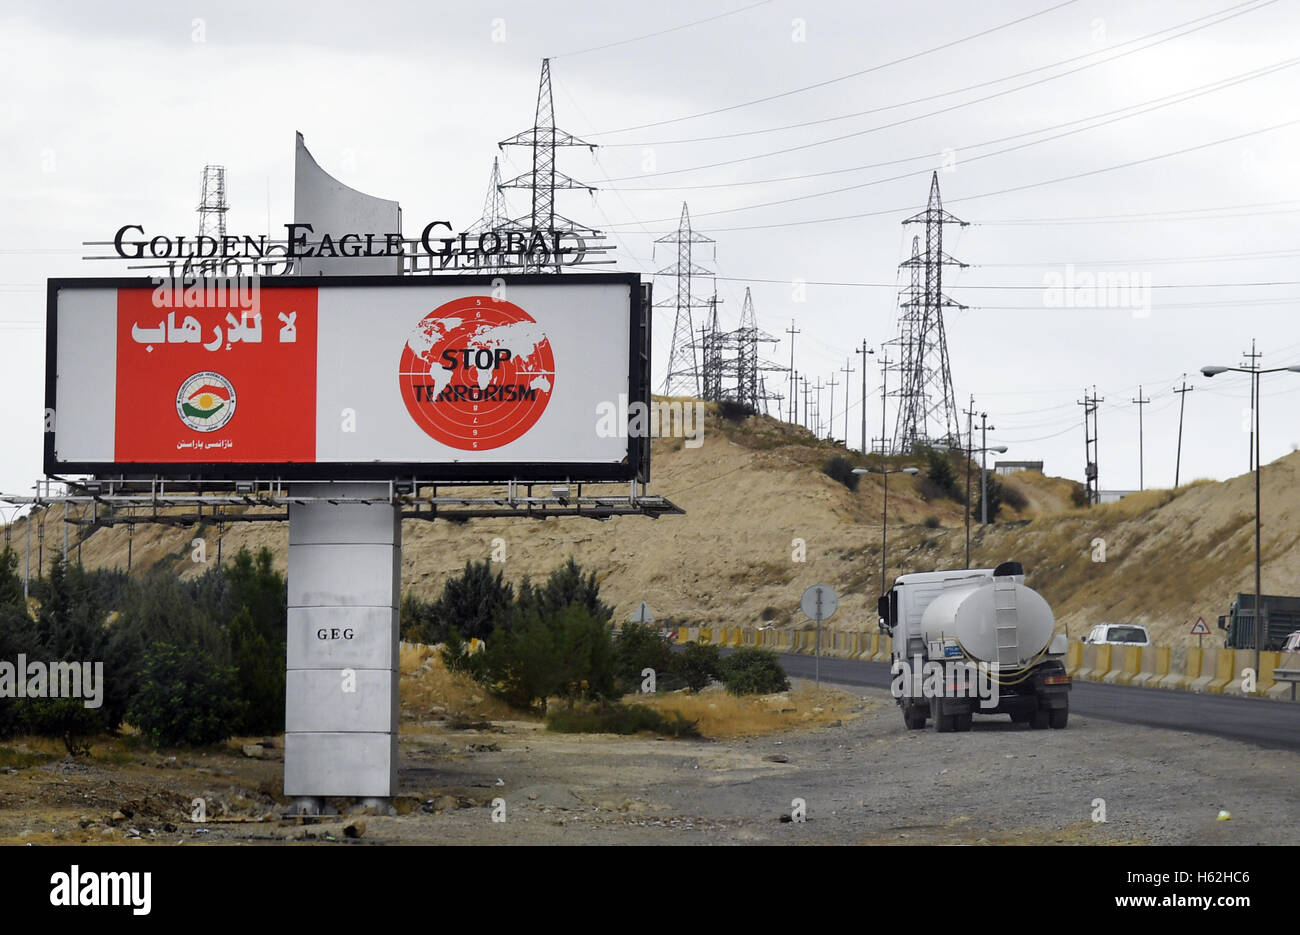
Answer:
876;560;1071;732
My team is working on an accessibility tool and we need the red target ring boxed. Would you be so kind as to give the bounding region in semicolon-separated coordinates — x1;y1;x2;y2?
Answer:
398;296;554;451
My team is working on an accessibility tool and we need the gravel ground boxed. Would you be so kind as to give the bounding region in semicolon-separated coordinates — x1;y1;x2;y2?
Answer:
11;678;1288;846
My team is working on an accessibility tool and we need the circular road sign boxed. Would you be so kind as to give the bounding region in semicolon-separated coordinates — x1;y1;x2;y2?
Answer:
800;584;838;622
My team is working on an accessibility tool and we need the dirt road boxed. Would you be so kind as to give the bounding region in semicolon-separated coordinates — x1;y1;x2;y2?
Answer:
2;680;1293;845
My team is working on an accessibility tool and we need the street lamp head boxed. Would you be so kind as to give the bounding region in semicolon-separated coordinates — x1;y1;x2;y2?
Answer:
1287;365;1300;374
901;467;920;475
991;446;1008;454
851;467;870;475
1201;366;1229;377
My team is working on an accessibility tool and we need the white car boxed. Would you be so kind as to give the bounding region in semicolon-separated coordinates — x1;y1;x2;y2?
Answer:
1082;623;1152;646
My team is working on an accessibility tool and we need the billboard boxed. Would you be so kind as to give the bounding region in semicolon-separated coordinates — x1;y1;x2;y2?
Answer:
45;273;649;483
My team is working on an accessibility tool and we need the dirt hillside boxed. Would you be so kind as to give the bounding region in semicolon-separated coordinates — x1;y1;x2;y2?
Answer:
8;402;1298;648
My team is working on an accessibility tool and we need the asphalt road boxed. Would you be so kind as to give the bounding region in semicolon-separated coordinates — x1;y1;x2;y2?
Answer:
770;651;1300;752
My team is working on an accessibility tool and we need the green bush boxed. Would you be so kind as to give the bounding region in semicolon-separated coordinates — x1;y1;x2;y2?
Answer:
719;647;790;696
920;447;962;501
717;400;754;422
477;604;616;712
16;698;100;756
546;703;699;738
923;515;941;529
822;455;860;491
126;642;244;747
672;642;722;692
614;623;674;689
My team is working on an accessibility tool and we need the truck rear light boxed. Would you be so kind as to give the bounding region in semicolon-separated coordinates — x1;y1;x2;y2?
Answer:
1043;674;1071;686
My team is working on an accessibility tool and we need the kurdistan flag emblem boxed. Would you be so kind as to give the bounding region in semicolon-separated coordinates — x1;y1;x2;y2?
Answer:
176;371;237;432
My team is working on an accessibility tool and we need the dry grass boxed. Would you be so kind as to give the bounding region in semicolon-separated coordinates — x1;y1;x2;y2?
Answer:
397;643;526;727
624;683;867;739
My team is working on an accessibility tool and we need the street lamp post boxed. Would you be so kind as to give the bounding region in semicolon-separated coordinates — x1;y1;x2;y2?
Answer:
854;466;920;596
964;443;1008;568
1201;361;1300;682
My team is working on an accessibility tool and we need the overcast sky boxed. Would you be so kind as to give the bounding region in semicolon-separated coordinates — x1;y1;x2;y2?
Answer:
2;0;1299;504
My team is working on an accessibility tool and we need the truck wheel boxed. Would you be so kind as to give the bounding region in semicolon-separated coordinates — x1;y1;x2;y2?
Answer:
904;704;927;730
1049;706;1069;729
1030;708;1049;730
1010;711;1030;724
954;712;973;732
935;713;955;733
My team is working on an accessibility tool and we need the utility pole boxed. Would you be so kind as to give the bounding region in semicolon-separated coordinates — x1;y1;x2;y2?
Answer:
1173;376;1193;487
814;378;824;438
1131;385;1150;490
964;396;978;567
801;377;810;430
1243;339;1261;472
879;347;892;457
1078;387;1103;505
840;358;854;445
786;321;799;425
827;373;839;442
980;412;995;524
855;341;871;454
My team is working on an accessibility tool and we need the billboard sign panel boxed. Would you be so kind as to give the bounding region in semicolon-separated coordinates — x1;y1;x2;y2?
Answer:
46;273;648;482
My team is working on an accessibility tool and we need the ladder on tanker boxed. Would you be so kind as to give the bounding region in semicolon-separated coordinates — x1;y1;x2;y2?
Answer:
993;578;1020;668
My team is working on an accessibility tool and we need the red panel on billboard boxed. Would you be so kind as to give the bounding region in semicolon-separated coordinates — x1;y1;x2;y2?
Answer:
113;286;318;462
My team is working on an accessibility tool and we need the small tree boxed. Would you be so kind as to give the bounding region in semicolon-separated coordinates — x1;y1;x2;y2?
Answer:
672;642;722;692
422;560;514;643
127;642;243;747
614;623;673;690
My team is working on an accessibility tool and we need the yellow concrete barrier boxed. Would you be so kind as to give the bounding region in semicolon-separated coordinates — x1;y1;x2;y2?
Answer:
858;632;877;661
1074;644;1097;681
1157;645;1193;691
1066;641;1084;677
1077;644;1112;682
1130;646;1170;689
1266;651;1300;700
1223;648;1282;696
699;626;712;645
676;626;690;644
1103;645;1142;684
872;634;892;663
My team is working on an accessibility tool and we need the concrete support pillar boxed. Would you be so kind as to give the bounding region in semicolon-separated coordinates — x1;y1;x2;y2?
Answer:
285;483;400;801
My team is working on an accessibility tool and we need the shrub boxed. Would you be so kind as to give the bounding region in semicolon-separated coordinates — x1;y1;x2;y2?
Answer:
920;448;961;501
923;515;941;529
614;623;673;690
717;400;754;422
1070;482;1090;508
16;699;100;756
546;703;699;738
477;604;616;712
719;647;790;696
126;642;243;747
672;642;722;692
1002;483;1029;511
822;455;859;491
229;606;284;735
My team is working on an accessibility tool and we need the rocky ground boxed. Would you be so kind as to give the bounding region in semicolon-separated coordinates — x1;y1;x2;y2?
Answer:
2;678;1293;846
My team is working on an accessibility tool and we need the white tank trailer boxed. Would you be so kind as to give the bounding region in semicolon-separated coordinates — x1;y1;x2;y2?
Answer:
877;561;1072;732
